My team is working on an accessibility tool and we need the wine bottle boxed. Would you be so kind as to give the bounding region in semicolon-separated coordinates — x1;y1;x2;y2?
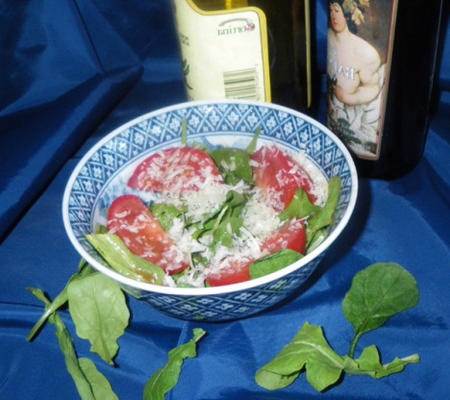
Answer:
326;0;444;179
171;0;312;113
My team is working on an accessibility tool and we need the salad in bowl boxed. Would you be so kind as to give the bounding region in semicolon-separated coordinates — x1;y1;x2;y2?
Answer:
63;100;357;321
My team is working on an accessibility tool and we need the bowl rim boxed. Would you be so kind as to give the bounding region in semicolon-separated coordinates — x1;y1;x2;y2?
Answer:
62;99;358;297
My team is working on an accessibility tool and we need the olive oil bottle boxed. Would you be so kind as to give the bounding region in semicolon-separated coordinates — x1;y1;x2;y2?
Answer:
172;0;312;113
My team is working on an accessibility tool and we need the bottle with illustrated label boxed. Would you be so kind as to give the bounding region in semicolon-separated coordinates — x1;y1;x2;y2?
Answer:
326;0;444;179
171;0;312;113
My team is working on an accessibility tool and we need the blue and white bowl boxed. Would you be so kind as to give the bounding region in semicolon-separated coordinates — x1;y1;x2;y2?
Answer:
63;100;358;322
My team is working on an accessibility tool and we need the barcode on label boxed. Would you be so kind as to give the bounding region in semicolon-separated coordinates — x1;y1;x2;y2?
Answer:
223;68;259;100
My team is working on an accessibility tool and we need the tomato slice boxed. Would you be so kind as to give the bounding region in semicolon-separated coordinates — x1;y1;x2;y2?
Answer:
127;147;223;193
261;218;306;255
205;258;253;287
205;219;305;287
106;194;188;275
251;145;316;212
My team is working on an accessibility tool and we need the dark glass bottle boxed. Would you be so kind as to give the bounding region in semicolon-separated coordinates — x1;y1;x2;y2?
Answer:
326;0;444;179
248;0;312;112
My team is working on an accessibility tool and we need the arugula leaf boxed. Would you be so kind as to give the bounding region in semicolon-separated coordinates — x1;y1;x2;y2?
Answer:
208;126;260;185
304;228;328;254
211;216;243;251
343;345;419;378
278;187;320;221
249;249;303;279
27;260;205;398
208;193;247;252
181;118;187;146
255;263;420;393
86;233;165;284
342;262;419;357
191;191;248;253
277;177;341;253
27;287;118;400
191;191;247;230
255;322;344;392
67;272;130;366
210;148;253;185
143;328;206;400
221;190;248;215
246;126;261;154
95;225;107;234
26;259;94;342
255;322;419;393
78;358;119;399
150;203;185;232
305;176;341;248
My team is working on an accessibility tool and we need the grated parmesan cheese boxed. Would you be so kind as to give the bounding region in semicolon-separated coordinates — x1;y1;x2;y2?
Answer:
288;149;328;206
241;188;281;238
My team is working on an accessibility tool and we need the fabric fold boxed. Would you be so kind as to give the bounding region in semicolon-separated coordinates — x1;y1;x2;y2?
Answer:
0;0;147;241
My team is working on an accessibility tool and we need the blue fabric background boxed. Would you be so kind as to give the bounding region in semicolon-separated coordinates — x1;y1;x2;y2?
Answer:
0;1;449;399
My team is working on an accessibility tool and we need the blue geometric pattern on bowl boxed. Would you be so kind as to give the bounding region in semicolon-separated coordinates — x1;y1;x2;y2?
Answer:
140;258;321;321
63;100;357;322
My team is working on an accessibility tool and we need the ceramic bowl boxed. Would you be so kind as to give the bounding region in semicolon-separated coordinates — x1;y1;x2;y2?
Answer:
63;100;358;322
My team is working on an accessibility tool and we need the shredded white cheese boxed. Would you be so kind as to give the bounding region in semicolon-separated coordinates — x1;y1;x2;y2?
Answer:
288;149;328;206
241;188;281;238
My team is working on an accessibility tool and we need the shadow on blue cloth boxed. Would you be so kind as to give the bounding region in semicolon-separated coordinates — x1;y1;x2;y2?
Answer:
0;0;182;242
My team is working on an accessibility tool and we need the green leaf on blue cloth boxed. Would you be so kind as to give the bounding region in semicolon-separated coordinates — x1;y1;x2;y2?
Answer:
143;328;206;400
67;272;130;366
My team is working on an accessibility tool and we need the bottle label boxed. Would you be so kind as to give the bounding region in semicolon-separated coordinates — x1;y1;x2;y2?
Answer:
326;0;398;160
172;0;271;102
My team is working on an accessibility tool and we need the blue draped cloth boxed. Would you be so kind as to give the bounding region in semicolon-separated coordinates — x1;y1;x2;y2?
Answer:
0;1;449;399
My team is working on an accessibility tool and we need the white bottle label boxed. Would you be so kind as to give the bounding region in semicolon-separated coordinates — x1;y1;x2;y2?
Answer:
172;0;271;102
326;0;398;160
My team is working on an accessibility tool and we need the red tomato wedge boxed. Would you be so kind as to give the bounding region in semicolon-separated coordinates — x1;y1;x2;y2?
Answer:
205;219;305;287
251;145;316;212
261;218;306;255
205;258;253;287
106;194;188;275
127;147;223;193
